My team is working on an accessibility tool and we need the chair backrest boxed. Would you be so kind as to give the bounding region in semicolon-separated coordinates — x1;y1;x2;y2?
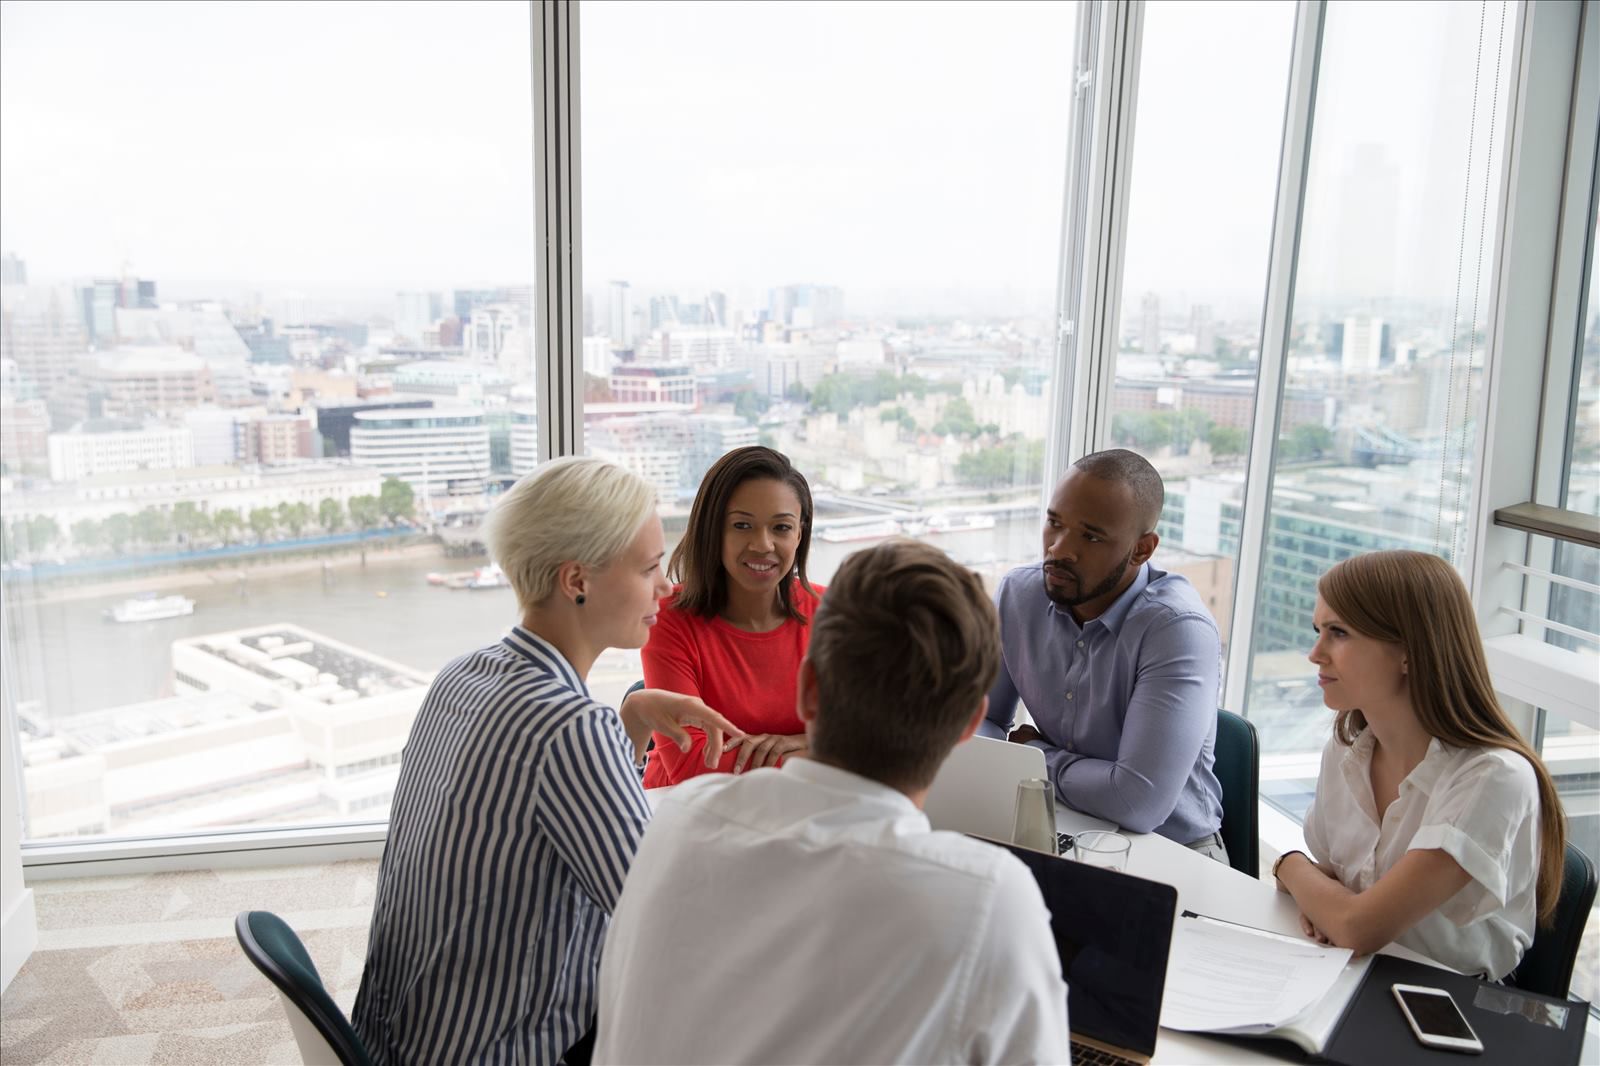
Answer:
1214;710;1260;878
1509;842;1597;998
235;911;372;1066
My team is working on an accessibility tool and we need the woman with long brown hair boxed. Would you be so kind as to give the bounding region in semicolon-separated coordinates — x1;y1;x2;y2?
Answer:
641;445;823;786
1273;550;1566;980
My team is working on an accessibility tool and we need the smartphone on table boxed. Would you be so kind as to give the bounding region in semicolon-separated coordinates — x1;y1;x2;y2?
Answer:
1391;983;1485;1054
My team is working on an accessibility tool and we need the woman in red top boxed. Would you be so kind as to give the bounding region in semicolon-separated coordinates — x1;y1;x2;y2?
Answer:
642;445;822;786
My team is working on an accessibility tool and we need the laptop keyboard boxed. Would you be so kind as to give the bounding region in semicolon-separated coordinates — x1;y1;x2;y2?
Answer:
1070;1041;1142;1066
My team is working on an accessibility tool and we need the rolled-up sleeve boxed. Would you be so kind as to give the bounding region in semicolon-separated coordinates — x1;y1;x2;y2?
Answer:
1052;612;1220;833
1409;750;1538;925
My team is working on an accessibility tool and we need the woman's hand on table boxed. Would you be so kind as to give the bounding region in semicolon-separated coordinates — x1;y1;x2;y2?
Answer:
620;689;745;768
1298;913;1334;945
730;733;807;773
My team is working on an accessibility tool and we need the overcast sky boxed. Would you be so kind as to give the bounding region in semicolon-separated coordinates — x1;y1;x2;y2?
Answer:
1;0;1510;320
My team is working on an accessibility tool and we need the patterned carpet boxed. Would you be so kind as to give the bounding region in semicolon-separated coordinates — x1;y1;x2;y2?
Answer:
0;860;377;1065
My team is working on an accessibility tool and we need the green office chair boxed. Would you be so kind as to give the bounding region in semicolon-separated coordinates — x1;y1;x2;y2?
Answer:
235;911;372;1066
1214;710;1260;878
1507;842;1597;998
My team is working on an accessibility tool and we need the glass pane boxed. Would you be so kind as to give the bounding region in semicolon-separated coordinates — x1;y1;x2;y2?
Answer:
1539;717;1598;1004
0;2;534;841
1567;204;1600;516
1111;0;1295;671
579;0;1076;709
1243;0;1518;807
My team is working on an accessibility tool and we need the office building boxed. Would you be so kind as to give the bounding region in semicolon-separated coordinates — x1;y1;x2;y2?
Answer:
510;405;540;476
609;363;696;406
0;253;26;286
1140;292;1161;355
1341;315;1391;372
349;406;491;497
0;396;51;474
608;280;633;348
47;421;195;482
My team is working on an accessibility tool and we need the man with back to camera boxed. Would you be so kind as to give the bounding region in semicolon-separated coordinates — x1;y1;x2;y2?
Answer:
980;448;1228;861
593;539;1070;1065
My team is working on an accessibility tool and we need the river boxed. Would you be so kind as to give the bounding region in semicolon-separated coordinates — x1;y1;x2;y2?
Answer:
6;514;1048;724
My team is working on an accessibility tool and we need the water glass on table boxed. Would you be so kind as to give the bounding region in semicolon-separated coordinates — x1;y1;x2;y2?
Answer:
1073;829;1131;871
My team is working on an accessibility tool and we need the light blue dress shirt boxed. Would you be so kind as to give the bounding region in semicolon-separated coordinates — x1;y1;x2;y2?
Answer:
980;562;1224;843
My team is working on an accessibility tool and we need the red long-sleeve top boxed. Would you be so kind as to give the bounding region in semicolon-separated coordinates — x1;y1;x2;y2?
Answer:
640;584;823;788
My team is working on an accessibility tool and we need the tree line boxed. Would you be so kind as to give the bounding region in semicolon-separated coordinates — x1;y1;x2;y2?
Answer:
2;478;416;562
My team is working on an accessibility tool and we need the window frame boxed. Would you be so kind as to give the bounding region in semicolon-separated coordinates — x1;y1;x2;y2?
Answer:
10;0;1596;894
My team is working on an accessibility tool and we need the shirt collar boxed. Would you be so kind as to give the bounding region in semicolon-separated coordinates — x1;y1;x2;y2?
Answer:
1079;561;1151;636
1340;728;1452;796
781;758;927;825
502;625;590;699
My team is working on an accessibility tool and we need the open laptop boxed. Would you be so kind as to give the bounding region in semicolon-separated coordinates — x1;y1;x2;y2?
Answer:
923;734;1047;842
984;839;1179;1066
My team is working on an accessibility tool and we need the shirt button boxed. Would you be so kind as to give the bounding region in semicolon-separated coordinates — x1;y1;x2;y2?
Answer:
1076;641;1084;648
1065;692;1074;700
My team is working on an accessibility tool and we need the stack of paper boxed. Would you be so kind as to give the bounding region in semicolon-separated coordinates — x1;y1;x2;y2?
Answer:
1159;914;1354;1034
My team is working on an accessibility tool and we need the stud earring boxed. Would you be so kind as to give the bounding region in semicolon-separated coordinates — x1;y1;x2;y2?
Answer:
576;594;586;606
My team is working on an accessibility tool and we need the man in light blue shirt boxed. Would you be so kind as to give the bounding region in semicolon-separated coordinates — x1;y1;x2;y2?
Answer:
980;449;1227;859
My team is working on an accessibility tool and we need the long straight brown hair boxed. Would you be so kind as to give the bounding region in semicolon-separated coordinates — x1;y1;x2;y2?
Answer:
669;446;816;622
1318;550;1567;924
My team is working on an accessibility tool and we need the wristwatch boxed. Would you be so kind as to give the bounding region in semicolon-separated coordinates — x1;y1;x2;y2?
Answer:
1271;849;1307;881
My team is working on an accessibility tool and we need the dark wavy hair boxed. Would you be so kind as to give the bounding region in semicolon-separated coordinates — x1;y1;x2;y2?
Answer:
669;446;816;622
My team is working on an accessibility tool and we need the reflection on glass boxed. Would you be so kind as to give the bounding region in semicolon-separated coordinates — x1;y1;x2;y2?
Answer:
1;1;536;841
1243;1;1517;805
1566;207;1600;516
1540;717;1598;1004
1110;0;1295;667
578;0;1076;708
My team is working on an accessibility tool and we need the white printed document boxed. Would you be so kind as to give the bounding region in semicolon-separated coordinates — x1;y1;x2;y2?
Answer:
1159;912;1354;1033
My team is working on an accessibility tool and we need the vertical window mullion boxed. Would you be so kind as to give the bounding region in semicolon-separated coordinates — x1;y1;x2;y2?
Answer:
534;0;584;462
1222;0;1325;714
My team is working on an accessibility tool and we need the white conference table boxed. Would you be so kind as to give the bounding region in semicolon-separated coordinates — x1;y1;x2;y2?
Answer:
1053;803;1400;1063
1054;804;1599;1065
643;783;1595;1064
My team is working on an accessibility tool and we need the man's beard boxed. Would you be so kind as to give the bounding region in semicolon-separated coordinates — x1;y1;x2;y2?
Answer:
1042;551;1134;608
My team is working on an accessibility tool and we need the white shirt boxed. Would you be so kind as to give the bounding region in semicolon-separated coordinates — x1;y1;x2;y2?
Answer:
595;759;1071;1065
1302;731;1540;979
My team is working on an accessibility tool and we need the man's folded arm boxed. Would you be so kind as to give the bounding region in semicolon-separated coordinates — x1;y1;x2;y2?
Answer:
977;654;1020;741
1039;613;1220;833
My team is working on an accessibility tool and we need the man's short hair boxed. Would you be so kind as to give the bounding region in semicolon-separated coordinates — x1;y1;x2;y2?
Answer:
1071;448;1165;534
805;539;1001;793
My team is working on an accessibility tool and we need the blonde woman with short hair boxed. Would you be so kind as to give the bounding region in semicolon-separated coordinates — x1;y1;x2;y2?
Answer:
1275;550;1566;981
353;457;742;1066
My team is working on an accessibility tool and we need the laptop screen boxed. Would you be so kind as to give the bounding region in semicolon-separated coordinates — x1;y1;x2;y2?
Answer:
988;841;1177;1058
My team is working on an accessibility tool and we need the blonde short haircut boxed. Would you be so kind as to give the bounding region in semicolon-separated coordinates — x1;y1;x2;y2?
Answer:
484;456;658;613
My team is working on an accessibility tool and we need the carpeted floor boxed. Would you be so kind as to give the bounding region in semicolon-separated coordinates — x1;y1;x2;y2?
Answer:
0;860;377;1065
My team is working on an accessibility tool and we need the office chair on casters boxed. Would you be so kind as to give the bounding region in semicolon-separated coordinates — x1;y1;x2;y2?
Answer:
1214;710;1261;878
1507;842;1597;999
235;911;372;1066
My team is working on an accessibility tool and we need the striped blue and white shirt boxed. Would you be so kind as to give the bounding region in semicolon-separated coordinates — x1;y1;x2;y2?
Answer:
353;626;650;1066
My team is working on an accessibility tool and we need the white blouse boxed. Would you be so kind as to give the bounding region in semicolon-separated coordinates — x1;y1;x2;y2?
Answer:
1302;730;1541;980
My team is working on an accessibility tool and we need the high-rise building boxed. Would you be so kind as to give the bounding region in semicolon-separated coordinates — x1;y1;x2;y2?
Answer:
582;336;614;378
78;277;157;346
395;291;444;344
707;291;728;328
1341;315;1391;372
1140;292;1161;355
1;289;87;412
1;253;26;286
608;280;633;348
1190;304;1215;356
768;284;844;329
